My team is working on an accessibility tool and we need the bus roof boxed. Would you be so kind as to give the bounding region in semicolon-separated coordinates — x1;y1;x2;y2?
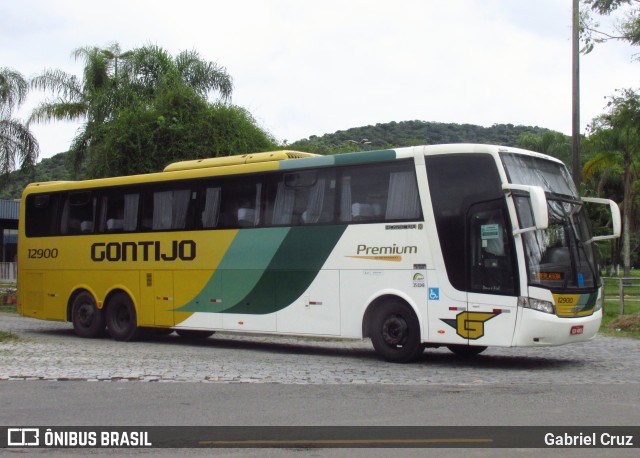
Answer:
21;144;562;195
163;150;318;172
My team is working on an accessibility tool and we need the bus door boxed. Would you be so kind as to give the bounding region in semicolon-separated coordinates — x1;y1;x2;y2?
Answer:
465;201;519;346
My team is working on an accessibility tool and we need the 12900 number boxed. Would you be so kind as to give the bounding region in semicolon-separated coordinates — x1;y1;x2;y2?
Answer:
28;248;59;259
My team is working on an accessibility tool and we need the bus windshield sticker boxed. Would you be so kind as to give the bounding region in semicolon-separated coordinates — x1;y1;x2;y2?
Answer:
481;224;500;239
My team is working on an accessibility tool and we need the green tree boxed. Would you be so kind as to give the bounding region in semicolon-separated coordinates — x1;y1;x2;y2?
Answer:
30;43;233;124
583;88;640;275
0;67;39;176
29;43;234;173
84;84;275;178
517;131;572;164
581;0;640;55
123;45;232;101
581;134;625;271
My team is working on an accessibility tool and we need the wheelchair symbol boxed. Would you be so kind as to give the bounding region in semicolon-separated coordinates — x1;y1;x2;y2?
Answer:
428;288;439;300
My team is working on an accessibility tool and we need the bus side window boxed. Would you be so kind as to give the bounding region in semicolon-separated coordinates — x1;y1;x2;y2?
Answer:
301;172;335;224
339;162;421;223
25;194;61;237
468;204;516;295
268;170;335;226
340;170;384;222
98;191;140;232
60;191;96;235
122;194;139;231
139;187;196;231
152;189;195;230
385;170;421;220
217;178;262;228
201;187;222;229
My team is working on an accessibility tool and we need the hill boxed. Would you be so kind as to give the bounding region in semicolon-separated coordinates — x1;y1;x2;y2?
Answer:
287;120;553;154
0;120;556;200
0;152;74;200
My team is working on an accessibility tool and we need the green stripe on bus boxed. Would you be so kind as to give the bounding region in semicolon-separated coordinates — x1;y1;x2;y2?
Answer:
278;149;397;171
333;149;396;165
278;155;336;170
176;225;347;314
223;225;347;315
577;292;598;312
176;228;290;313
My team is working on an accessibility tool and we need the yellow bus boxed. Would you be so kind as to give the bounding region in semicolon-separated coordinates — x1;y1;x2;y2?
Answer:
18;145;620;362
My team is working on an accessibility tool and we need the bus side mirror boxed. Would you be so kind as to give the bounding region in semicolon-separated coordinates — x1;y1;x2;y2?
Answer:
582;197;622;242
502;184;549;235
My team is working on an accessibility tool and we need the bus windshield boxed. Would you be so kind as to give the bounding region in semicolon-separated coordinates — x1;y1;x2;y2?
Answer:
501;153;599;291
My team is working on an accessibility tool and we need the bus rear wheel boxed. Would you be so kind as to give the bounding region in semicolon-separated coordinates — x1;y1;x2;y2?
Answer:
71;292;105;338
370;300;422;363
106;292;142;341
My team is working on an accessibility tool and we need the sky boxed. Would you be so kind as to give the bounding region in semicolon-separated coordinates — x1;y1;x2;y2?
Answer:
1;0;638;161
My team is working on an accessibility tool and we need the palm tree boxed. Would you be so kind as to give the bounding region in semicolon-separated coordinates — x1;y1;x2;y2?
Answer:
29;43;234;172
119;45;232;101
29;43;132;126
29;68;88;124
173;49;233;100
83;42;133;83
0;67;39;176
583;89;640;277
517;131;572;165
31;43;233;125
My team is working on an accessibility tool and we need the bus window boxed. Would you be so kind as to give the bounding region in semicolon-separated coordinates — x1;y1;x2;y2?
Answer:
426;153;504;291
218;179;262;228
468;203;517;295
98;190;139;232
386;169;421;220
339;161;421;223
201;187;222;229
60;191;96;235
141;187;196;231
268;169;336;226
25;193;61;237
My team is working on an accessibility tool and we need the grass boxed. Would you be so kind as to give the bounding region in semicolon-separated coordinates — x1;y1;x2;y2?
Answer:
0;330;18;342
0;282;17;315
0;304;17;314
600;271;640;339
0;283;19;342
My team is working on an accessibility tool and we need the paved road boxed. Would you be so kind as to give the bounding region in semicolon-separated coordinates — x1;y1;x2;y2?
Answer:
1;312;639;457
1;312;639;385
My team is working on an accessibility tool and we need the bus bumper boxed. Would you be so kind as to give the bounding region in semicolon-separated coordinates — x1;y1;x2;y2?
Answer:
512;308;602;346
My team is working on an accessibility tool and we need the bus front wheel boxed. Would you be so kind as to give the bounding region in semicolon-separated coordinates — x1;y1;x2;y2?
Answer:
369;300;422;363
71;292;105;338
106;292;142;341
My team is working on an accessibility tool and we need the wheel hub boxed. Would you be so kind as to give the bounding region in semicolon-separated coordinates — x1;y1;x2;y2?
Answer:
115;306;130;329
77;304;94;327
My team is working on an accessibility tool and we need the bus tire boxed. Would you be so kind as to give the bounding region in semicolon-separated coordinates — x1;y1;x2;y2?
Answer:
369;300;422;363
447;345;487;357
175;329;215;340
71;292;105;338
106;292;142;342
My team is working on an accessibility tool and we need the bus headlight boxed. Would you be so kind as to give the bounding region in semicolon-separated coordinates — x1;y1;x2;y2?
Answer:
519;297;555;315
